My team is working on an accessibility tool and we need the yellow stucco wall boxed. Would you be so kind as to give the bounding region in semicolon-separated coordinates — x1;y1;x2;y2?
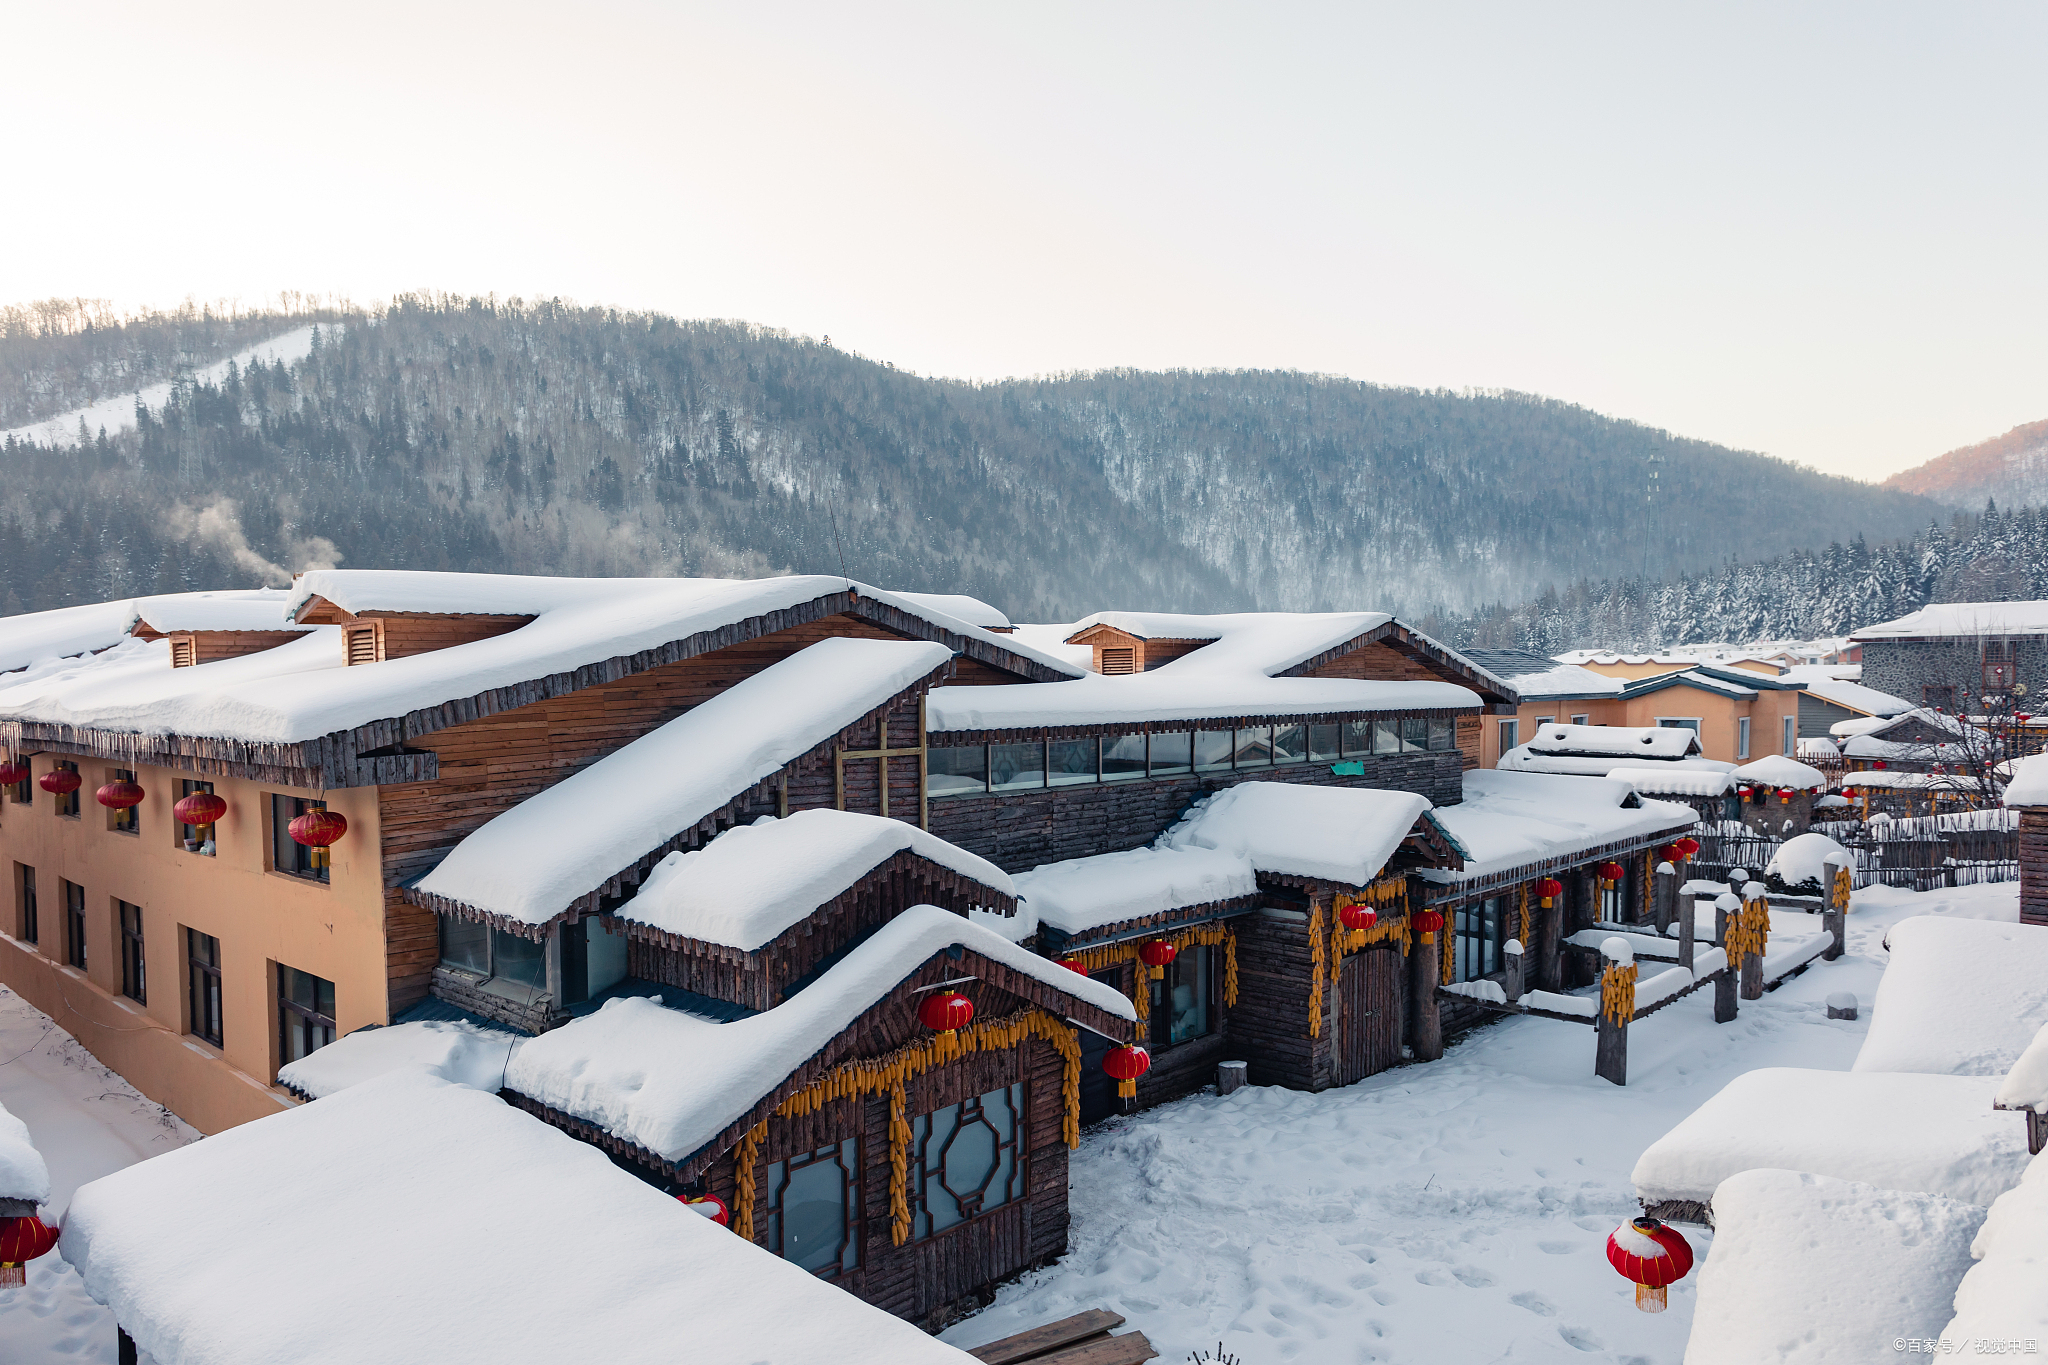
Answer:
0;755;384;1134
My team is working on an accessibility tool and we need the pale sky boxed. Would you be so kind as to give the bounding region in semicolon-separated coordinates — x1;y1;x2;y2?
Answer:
4;2;2043;480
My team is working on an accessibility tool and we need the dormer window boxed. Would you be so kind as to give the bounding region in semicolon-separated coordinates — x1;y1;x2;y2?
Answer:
170;637;197;668
344;624;382;666
1100;647;1135;675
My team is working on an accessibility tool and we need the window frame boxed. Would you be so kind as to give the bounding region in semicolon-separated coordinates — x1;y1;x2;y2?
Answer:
106;767;140;834
1497;718;1520;753
119;900;145;1003
52;759;80;819
1655;717;1702;735
1568;714;1590;727
1782;715;1796;756
436;914;549;1005
277;963;337;1068
270;793;331;882
760;1138;862;1279
63;879;86;970
1150;942;1214;1049
907;1083;1027;1242
177;778;218;855
1737;716;1751;759
925;744;990;799
1453;896;1506;983
188;928;223;1048
16;864;36;946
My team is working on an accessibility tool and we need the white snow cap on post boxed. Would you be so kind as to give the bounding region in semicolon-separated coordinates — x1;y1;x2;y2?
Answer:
1600;936;1634;965
1994;1021;2048;1114
1714;893;1742;914
1504;939;1523;956
0;1097;51;1206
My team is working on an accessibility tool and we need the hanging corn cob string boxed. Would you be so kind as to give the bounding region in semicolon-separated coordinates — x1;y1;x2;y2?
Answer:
1440;919;1454;985
1308;898;1326;1038
1600;959;1639;1026
1517;883;1532;948
1060;923;1240;1020
732;1120;769;1240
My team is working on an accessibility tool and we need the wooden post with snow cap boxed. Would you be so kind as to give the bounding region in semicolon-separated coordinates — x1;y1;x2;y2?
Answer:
1713;894;1740;1024
1822;852;1850;962
1536;880;1563;992
1653;858;1678;936
1410;921;1445;1063
1595;937;1634;1086
1503;938;1524;1004
1739;880;1769;1001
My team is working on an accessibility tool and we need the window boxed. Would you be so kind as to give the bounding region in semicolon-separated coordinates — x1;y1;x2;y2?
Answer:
1569;714;1590;727
1374;720;1402;755
1535;716;1558;729
278;964;337;1065
271;794;331;881
1656;718;1701;735
908;1084;1025;1240
1600;875;1625;921
1923;685;1956;712
1342;719;1374;757
437;915;548;1003
1498;719;1520;752
1309;724;1341;763
1783;716;1796;756
16;865;36;945
343;624;381;666
1984;638;2015;694
169;637;196;668
1098;646;1134;675
119;901;145;1003
1402;718;1429;753
761;1139;861;1278
1232;726;1275;767
1193;729;1235;772
6;767;27;804
1101;733;1147;781
1272;725;1308;765
927;746;987;798
1454;897;1505;983
177;779;218;855
1738;717;1751;759
63;880;86;969
188;930;223;1047
1150;944;1212;1048
1148;731;1192;778
1047;739;1098;787
1428;719;1454;751
989;742;1046;793
51;760;79;818
107;768;139;834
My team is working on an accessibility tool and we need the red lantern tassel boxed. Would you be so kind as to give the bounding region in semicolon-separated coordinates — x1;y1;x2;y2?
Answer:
1117;1078;1135;1099
0;1262;22;1287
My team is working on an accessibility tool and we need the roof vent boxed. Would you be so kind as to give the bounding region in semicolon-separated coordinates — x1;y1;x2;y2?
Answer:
1640;734;1655;744
1100;647;1136;676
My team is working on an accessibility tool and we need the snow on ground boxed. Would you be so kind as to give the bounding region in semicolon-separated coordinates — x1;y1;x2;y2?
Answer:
941;880;2019;1365
0;986;197;1363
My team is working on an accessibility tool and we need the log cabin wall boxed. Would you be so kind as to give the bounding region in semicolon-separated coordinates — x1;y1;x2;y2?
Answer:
1226;907;1333;1091
169;631;308;665
353;613;537;661
2023;808;2048;928
929;748;1461;874
781;700;927;824
1125;947;1237;1107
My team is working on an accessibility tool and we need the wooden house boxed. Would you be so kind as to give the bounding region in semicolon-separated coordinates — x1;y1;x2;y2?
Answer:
1460;648;1631;765
127;591;317;666
2005;756;2048;929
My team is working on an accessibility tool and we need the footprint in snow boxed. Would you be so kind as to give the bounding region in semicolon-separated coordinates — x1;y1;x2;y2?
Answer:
1369;1287;1399;1306
1412;1268;1452;1286
1537;1240;1578;1255
1451;1264;1495;1288
1559;1325;1606;1352
1509;1291;1558;1316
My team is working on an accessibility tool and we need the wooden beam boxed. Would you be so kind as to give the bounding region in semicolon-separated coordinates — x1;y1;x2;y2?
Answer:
968;1311;1125;1364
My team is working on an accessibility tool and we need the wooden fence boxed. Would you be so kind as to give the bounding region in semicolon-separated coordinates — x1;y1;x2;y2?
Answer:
1690;816;2018;891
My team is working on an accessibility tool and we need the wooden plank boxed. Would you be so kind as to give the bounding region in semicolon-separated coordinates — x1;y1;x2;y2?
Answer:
1024;1333;1159;1365
968;1311;1125;1364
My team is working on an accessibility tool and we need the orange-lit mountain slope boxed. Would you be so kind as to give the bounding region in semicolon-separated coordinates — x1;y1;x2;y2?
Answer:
1885;419;2048;508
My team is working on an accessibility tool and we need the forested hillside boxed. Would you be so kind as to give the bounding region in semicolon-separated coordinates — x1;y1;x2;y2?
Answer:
0;294;1946;621
1425;500;2048;652
1883;418;2048;511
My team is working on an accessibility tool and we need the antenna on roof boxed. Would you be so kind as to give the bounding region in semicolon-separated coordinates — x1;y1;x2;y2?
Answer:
827;497;853;597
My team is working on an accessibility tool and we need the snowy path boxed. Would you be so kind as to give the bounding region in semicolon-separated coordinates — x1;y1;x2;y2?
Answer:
0;986;197;1362
943;882;2017;1365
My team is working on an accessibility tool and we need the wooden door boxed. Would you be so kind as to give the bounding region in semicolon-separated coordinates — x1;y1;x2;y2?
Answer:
1337;948;1404;1085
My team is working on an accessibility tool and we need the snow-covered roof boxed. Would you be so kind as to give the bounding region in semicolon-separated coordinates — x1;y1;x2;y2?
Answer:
1490;661;1626;698
1831;714;1895;739
1016;845;1258;939
1004;624;1095;672
130;588;307;635
1854;917;2048;1077
277;1019;521;1100
2003;754;2048;807
893;592;1010;630
1605;765;1738;797
1943;1152;2048;1345
0;1096;51;1206
1496;747;1734;779
1844;733;1971;763
0;598;149;674
1799;677;1912;716
618;811;1015;951
506;906;1134;1164
1421;771;1695;887
1630;1067;2026;1209
1526;723;1699;759
1839;770;1980;791
1731;754;1828;790
413;639;955;929
1853;600;2048;641
1553;650;1705;666
1778;663;1862;683
1157;781;1433;886
60;1068;977;1365
1995;1022;2048;1115
1683;1168;1986;1365
1621;668;1759;699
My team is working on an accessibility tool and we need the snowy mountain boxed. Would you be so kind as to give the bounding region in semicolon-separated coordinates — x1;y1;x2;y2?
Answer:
1883;419;2048;511
0;295;1947;620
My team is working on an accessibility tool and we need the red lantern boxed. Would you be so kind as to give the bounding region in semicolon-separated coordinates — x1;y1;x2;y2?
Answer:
1737;785;1754;799
173;791;228;830
1874;760;1888;771
1102;1044;1151;1098
0;1214;59;1286
1675;836;1699;859
1537;876;1564;909
1059;959;1089;975
917;990;974;1039
678;1193;730;1227
1597;861;1626;888
96;780;145;810
1138;940;1178;980
0;760;27;786
38;769;80;798
1606;1215;1694;1313
289;808;349;869
1411;908;1445;944
1338;902;1377;949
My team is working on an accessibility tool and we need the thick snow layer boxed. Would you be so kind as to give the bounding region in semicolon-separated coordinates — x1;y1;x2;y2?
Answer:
2003;753;2048;807
1944;1151;2048;1344
1854;916;2048;1076
621;810;1015;950
1839;770;1981;792
59;1069;977;1365
1842;732;1970;763
893;592;1011;629
1488;662;1627;698
1684;1169;1984;1365
1830;713;1895;738
0;325;316;450
1731;754;1827;790
1527;724;1699;759
1995;1022;2048;1113
0;599;144;674
413;639;954;926
1764;832;1850;889
276;1020;522;1100
1157;782;1429;886
1799;677;1912;717
1004;623;1095;672
1063;610;1406;676
506;906;1133;1162
1604;764;1738;796
1016;845;1257;937
1631;1068;2026;1208
1853;600;2048;640
130;589;307;635
0;573;1079;748
1519;989;1597;1017
0;1095;50;1205
1422;771;1696;887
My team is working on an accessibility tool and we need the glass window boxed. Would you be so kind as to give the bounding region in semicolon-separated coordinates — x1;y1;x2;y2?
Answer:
1402;718;1429;753
1150;944;1212;1047
1233;726;1274;767
990;742;1046;793
1374;720;1402;755
64;880;85;969
1657;718;1700;735
271;794;330;882
278;964;337;1065
51;761;80;818
1428;719;1453;751
1498;719;1520;752
1047;739;1098;787
1783;716;1796;756
1193;729;1235;772
487;929;546;1001
762;1139;860;1277
1273;725;1307;764
1342;719;1374;757
119;901;145;1003
1148;731;1192;778
17;865;36;946
1309;724;1341;763
177;779;218;855
1102;733;1147;781
1737;717;1751;759
926;746;987;798
439;915;491;974
188;929;223;1047
1600;876;1625;921
108;768;139;834
1454;898;1504;982
909;1084;1025;1240
1569;714;1590;727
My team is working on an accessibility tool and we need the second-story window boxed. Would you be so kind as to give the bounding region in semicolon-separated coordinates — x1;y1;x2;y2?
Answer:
107;768;140;834
64;880;86;969
278;965;337;1065
119;901;145;1003
270;795;331;883
52;760;80;818
16;865;36;946
188;929;223;1047
178;779;218;856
